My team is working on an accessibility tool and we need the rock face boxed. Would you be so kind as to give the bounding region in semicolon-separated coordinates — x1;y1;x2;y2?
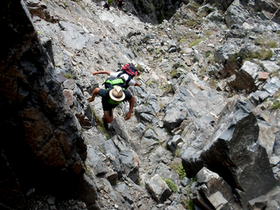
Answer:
0;1;92;209
1;0;280;209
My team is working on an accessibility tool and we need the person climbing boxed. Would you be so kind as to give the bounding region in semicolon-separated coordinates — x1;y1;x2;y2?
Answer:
91;63;141;88
103;0;111;10
87;86;135;123
91;70;140;87
116;0;124;10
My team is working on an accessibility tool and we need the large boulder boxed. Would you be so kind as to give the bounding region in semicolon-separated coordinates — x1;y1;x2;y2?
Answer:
201;100;279;207
145;174;172;203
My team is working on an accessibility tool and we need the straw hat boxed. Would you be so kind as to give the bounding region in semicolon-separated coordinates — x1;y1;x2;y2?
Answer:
109;86;125;101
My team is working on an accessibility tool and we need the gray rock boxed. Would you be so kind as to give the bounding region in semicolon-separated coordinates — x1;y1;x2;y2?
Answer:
201;100;278;207
225;0;250;27
145;174;172;203
263;77;280;95
240;61;260;80
167;135;183;153
260;61;280;73
114;184;134;204
119;150;140;183
100;139;124;177
163;109;185;130
86;146;107;175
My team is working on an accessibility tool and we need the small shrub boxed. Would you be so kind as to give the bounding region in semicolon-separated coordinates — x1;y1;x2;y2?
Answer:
186;19;197;27
205;31;212;37
176;164;186;179
162;178;177;192
188;1;200;12
185;199;195;210
189;38;205;48
63;72;74;79
91;108;109;139
205;51;212;58
170;69;178;78
209;78;217;88
136;64;143;72
272;100;280;109
266;41;278;48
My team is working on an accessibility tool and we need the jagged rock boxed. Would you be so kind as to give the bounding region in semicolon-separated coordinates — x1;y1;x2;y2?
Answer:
145;174;172;203
240;61;260;80
167;135;183;153
247;195;267;210
260;61;280;73
181;147;204;178
200;100;278;207
114;183;134;205
143;128;158;140
249;90;270;105
100;139;124;178
86;146;107;176
191;167;235;209
262;77;280;95
119;150;140;183
225;0;250;27
152;163;180;186
163;109;186;130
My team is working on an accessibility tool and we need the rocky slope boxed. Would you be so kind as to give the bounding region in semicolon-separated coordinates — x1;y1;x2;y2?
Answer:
1;0;280;209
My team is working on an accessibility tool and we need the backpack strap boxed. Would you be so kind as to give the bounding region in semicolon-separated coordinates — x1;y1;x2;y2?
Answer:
103;78;125;90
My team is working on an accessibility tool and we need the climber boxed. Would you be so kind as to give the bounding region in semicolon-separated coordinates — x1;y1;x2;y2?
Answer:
116;0;124;10
103;0;110;10
87;86;135;123
90;69;141;87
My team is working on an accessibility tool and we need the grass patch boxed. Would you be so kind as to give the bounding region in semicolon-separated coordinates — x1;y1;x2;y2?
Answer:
187;1;200;12
189;38;205;48
176;164;186;179
170;69;178;78
272;101;280;109
205;51;212;58
136;64;143;73
162;178;177;192
91;108;110;139
185;199;195;210
63;72;75;79
255;39;278;48
234;48;274;62
186;19;198;28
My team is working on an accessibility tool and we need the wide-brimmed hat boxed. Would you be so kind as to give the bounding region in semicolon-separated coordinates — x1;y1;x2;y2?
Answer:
109;86;125;101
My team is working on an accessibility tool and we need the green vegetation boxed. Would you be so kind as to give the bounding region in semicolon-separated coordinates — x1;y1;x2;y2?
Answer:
187;1;200;12
63;72;75;79
205;51;212;58
209;78;217;88
176;164;186;179
205;31;212;37
170;69;178;78
189;38;205;48
185;199;195;210
108;0;113;4
162;178;177;192
91;108;110;139
272;101;280;109
255;39;278;48
186;19;198;28
136;64;143;73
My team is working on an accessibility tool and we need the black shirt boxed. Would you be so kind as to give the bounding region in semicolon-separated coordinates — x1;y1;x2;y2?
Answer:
98;89;132;111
